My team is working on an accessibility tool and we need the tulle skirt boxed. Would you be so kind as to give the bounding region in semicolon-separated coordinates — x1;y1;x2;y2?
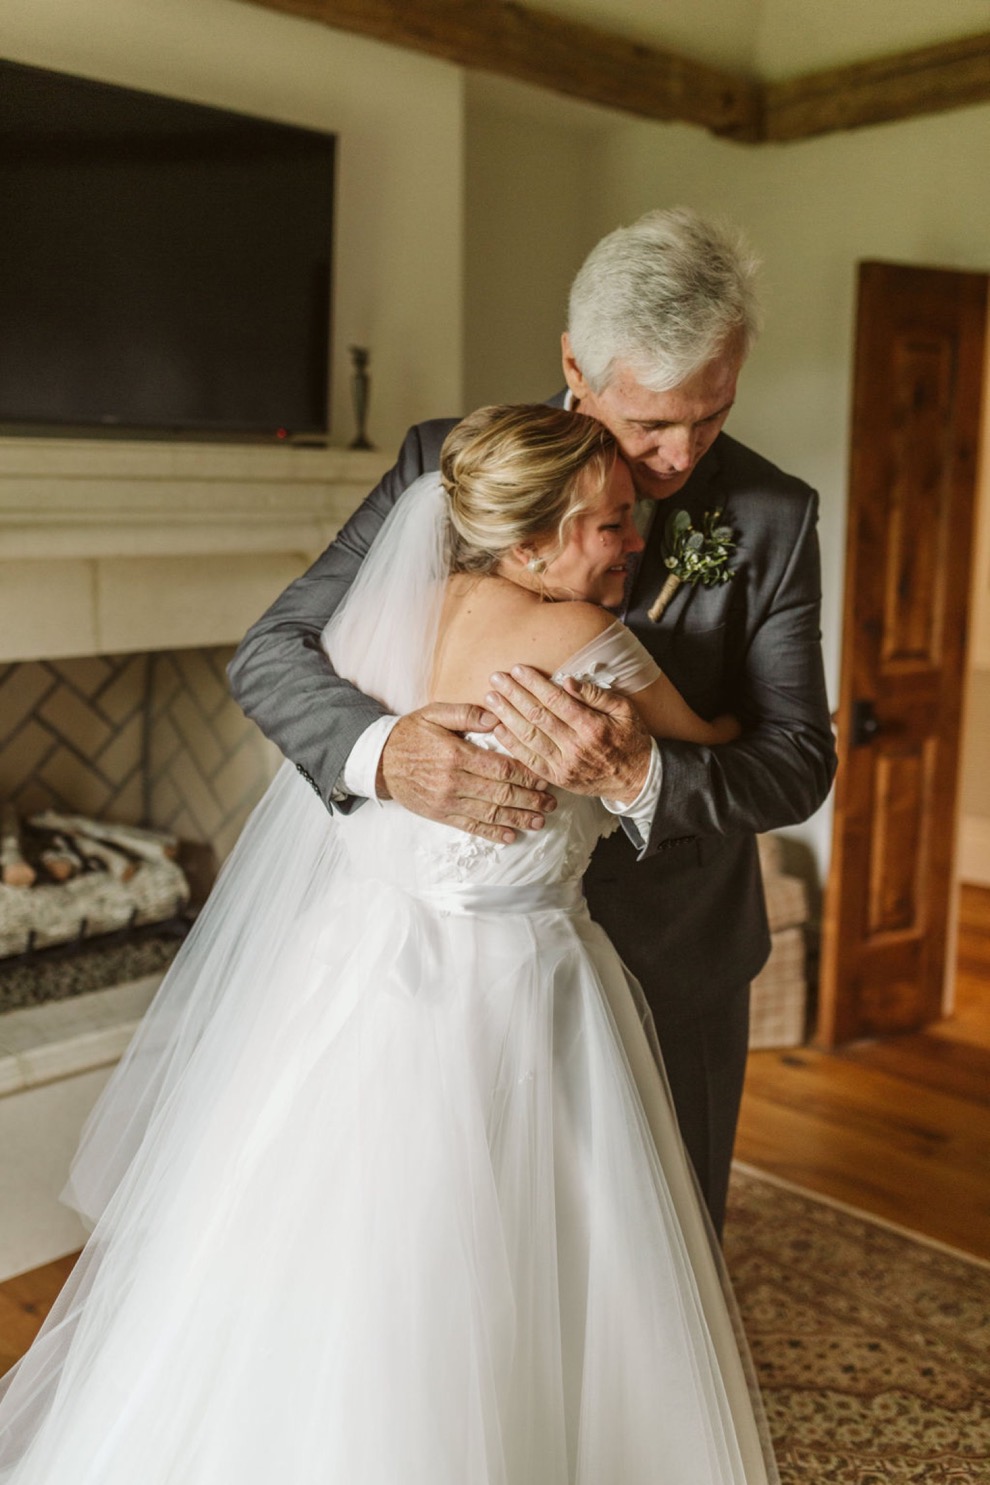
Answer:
0;769;774;1484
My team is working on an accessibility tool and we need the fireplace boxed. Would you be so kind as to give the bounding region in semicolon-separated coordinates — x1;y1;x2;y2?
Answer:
0;434;386;1279
0;436;387;1005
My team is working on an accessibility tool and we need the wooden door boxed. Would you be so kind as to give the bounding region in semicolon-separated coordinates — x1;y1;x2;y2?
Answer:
819;261;987;1046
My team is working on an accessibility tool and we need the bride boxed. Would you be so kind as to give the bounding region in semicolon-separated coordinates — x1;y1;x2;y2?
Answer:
0;405;777;1484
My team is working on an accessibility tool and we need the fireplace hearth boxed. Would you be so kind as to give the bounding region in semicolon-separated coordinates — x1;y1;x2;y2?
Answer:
0;920;184;1014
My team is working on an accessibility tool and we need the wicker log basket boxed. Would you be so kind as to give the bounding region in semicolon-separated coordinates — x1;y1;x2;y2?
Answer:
751;834;812;1049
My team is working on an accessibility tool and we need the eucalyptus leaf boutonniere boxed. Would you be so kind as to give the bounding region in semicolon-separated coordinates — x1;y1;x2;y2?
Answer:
647;508;737;622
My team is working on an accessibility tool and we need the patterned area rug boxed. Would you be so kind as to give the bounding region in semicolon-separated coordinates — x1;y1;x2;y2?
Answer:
725;1166;990;1484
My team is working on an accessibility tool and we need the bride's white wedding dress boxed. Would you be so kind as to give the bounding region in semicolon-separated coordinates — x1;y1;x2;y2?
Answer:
0;481;776;1484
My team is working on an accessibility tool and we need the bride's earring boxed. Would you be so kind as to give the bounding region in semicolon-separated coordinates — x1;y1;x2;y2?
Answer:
527;555;547;574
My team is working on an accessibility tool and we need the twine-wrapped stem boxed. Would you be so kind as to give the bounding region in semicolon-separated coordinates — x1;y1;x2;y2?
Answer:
647;573;681;623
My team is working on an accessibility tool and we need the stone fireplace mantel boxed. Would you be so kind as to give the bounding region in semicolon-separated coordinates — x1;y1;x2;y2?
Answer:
0;437;390;663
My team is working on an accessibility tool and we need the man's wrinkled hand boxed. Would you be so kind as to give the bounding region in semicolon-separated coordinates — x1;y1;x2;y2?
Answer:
378;703;556;844
485;667;652;805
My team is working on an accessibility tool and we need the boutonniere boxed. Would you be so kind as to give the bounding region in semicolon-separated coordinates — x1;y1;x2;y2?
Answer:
647;508;737;622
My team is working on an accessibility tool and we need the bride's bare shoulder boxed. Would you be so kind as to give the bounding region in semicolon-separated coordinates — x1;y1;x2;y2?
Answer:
432;578;616;702
454;576;612;645
537;600;616;660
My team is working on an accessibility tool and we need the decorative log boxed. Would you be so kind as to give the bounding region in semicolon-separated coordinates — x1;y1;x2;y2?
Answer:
39;835;83;883
1;805;36;888
0;855;190;958
30;812;178;863
70;835;137;882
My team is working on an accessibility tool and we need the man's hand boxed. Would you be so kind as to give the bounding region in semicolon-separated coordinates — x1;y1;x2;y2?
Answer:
378;703;557;844
485;667;653;804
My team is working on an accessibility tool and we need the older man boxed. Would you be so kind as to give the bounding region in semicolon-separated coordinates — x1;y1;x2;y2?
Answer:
228;208;836;1236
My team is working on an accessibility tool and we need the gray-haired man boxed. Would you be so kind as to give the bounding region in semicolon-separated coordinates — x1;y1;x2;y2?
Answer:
229;208;836;1236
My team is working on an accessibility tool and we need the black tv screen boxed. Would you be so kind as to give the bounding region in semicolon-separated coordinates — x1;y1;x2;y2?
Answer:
0;59;335;439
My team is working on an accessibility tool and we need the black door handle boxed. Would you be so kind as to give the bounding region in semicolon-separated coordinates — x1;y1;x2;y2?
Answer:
851;698;881;747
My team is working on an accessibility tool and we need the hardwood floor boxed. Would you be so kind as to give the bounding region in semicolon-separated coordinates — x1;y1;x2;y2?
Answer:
0;1252;76;1378
3;886;989;1378
736;882;990;1259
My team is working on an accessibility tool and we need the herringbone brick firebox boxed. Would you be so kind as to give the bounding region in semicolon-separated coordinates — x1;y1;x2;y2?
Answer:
0;647;277;866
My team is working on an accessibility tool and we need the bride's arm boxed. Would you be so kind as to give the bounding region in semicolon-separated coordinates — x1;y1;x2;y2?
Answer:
547;611;739;748
625;673;740;747
485;612;739;809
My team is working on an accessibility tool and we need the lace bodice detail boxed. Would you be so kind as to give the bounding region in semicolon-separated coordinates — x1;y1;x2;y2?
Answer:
336;621;659;895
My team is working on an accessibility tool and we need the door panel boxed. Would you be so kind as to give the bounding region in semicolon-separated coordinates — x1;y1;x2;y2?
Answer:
819;262;987;1045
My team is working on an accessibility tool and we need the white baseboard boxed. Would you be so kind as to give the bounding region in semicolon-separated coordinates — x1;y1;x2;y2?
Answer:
958;814;990;887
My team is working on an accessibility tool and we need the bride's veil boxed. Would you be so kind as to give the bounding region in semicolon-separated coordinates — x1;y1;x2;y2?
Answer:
0;473;454;1452
320;471;450;715
62;472;451;1226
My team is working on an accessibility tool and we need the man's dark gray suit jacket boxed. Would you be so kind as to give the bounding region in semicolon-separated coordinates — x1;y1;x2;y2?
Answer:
228;416;836;1026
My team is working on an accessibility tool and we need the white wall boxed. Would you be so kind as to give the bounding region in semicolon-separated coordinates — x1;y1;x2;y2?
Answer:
4;0;465;455
464;79;990;878
464;76;618;409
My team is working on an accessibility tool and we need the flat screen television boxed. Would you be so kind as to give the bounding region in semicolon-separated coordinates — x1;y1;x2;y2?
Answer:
0;59;336;440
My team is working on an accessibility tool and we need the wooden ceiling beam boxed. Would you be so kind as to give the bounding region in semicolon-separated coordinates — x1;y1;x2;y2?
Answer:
240;0;763;140
240;1;990;145
764;32;990;142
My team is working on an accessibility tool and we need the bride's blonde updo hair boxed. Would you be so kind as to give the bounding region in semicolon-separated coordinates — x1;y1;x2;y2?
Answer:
440;404;618;575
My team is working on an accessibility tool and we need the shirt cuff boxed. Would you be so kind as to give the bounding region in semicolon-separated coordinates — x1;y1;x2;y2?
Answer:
334;714;401;803
601;740;662;840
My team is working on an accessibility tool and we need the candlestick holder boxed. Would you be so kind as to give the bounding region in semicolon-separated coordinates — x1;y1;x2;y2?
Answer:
348;345;374;450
